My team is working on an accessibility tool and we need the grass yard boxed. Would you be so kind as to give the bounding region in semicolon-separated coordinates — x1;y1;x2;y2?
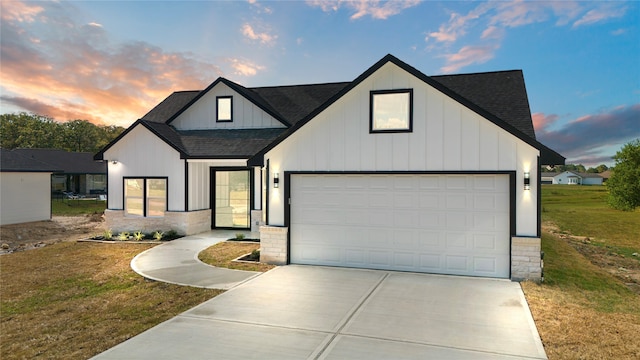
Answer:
521;185;640;359
198;241;276;272
0;242;222;359
51;198;106;216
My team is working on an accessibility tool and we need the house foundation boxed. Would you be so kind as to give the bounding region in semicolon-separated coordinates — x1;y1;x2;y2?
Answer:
104;209;211;236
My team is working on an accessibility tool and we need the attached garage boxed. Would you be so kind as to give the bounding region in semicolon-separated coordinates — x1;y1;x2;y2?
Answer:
289;173;513;278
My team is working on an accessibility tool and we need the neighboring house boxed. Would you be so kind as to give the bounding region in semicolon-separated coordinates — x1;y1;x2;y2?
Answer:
599;170;612;183
0;148;61;225
96;54;565;281
542;171;604;185
11;149;107;196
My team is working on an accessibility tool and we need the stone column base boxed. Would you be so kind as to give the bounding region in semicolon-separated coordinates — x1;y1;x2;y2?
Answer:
511;236;543;282
259;226;288;265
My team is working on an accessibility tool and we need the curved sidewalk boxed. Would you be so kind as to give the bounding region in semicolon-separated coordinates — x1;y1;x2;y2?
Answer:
130;230;261;290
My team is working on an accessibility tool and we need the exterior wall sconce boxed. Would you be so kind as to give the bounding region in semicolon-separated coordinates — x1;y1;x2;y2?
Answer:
524;171;531;190
273;172;279;188
111;160;118;165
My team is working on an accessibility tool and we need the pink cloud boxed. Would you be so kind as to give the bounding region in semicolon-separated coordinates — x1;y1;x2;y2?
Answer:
532;112;558;132
0;1;44;23
573;5;626;28
440;45;497;73
429;1;625;73
535;104;640;165
241;23;277;45
307;0;420;20
0;1;255;127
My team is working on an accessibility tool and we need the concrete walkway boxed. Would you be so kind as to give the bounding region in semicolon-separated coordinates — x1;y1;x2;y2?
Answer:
130;230;261;290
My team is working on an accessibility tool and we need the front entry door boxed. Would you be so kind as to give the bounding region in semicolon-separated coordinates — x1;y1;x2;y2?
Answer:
211;169;251;229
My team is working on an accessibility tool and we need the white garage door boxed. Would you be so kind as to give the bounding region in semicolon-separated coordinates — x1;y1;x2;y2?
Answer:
290;174;511;278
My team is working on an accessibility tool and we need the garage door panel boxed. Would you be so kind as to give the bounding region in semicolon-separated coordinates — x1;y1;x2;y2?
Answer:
445;255;468;272
419;254;442;270
419;231;442;247
291;174;510;278
473;257;497;273
445;175;468;189
419;193;441;208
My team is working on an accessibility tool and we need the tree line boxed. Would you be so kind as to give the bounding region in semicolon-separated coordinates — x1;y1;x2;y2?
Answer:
542;163;609;174
0;113;125;154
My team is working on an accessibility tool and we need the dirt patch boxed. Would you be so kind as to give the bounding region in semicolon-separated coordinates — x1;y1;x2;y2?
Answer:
543;222;640;294
0;214;104;254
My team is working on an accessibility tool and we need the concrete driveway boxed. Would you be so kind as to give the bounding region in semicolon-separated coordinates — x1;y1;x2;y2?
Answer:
93;265;547;359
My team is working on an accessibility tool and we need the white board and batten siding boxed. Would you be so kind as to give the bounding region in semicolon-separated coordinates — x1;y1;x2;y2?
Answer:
170;82;286;131
0;172;52;225
266;61;540;236
104;124;185;211
185;160;262;211
290;173;511;278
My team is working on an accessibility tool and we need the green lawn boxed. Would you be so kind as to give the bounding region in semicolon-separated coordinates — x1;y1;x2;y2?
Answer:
51;198;106;216
521;185;640;359
542;184;640;252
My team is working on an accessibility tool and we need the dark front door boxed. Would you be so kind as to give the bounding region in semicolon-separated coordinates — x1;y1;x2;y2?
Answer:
211;169;251;229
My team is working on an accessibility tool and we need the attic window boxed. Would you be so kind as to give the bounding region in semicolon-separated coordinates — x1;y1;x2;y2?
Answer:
370;89;413;133
217;96;232;122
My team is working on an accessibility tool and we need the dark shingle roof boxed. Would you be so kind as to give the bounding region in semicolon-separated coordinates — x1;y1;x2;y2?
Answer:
432;71;536;140
97;54;564;164
177;128;286;158
141;121;285;159
0;148;61;172
8;149;106;174
251;82;351;126
142;91;200;123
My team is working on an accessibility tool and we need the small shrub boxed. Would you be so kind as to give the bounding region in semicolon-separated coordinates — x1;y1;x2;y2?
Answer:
165;230;179;240
249;249;260;261
153;231;164;241
117;232;130;241
235;233;245;240
133;231;144;241
103;229;113;240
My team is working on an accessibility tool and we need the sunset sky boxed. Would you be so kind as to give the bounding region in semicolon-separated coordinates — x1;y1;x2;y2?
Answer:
1;0;638;166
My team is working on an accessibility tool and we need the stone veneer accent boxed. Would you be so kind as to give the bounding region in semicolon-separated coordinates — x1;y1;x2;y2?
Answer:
104;209;211;236
250;210;264;233
259;226;288;265
511;236;543;282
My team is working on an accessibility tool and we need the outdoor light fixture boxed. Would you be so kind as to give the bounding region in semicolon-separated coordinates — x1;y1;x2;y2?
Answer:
273;172;280;188
524;171;531;190
111;160;118;165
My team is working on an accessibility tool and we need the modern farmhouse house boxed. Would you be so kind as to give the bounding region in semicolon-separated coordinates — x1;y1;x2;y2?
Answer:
95;54;564;280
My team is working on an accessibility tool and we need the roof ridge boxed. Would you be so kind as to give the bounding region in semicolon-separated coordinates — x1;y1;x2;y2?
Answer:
432;69;523;77
248;81;351;90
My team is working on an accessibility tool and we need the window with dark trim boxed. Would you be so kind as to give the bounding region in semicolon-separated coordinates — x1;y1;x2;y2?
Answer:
216;96;233;122
124;177;167;217
370;89;413;133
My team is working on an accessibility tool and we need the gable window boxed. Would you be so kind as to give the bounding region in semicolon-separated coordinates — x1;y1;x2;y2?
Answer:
370;89;413;133
124;178;167;217
216;96;233;122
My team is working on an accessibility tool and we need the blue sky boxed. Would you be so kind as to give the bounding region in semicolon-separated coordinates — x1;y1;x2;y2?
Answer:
1;0;638;167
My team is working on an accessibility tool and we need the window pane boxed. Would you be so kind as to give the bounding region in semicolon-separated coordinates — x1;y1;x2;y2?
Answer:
125;179;144;197
147;198;165;217
215;170;250;228
147;179;166;217
126;198;144;216
125;179;144;216
147;179;166;197
217;97;232;121
373;92;410;130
